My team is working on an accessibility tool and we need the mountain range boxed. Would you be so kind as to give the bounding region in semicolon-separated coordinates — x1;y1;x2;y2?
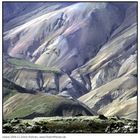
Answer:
3;2;137;121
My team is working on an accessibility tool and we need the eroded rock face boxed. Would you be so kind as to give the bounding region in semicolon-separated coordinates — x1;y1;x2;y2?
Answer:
3;2;137;120
3;59;91;98
75;3;137;120
4;2;126;72
3;62;60;94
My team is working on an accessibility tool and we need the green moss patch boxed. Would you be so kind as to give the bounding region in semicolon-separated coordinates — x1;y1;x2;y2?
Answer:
7;58;61;73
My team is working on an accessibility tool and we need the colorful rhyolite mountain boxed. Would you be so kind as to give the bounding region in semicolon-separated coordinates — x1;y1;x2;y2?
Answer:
3;2;137;120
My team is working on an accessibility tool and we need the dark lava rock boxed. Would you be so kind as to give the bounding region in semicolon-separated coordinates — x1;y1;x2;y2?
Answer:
25;125;41;133
3;123;12;133
2;117;137;133
40;125;49;133
105;121;137;133
98;114;108;120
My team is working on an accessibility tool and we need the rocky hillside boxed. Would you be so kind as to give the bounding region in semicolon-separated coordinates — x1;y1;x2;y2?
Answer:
77;2;137;119
3;2;137;122
3;78;95;120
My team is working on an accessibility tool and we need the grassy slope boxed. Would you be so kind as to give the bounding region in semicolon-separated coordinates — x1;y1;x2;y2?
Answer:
5;58;94;120
7;58;61;73
3;77;93;121
3;92;93;120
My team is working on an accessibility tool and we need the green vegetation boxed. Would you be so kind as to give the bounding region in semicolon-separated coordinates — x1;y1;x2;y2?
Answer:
7;58;61;73
4;93;92;120
3;116;137;133
3;77;92;120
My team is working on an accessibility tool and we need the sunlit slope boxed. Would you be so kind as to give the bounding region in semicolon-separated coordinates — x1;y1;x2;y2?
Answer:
3;2;137;120
4;93;94;119
78;5;137;119
4;3;125;72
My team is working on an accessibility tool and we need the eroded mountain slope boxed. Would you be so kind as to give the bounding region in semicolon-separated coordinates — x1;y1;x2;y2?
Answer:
78;3;137;120
3;2;137;120
4;3;126;72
